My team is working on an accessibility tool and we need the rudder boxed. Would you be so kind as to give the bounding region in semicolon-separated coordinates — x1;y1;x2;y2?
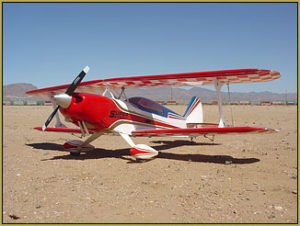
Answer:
184;96;203;127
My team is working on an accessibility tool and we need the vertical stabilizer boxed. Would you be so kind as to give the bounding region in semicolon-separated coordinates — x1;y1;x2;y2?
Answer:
184;96;203;126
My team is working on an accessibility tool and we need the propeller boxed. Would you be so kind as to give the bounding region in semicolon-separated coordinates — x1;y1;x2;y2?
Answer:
42;66;90;131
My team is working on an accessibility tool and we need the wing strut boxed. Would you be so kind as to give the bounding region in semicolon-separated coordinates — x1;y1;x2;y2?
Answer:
102;86;117;99
214;79;226;128
118;87;128;100
227;83;235;126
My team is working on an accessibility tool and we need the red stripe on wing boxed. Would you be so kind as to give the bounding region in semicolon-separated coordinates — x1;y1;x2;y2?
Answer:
34;127;84;133
132;126;277;137
26;69;281;98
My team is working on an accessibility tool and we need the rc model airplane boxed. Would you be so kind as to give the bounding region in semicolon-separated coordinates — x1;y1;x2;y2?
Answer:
27;67;281;159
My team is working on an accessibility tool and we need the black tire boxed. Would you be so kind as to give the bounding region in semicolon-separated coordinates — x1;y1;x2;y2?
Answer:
70;152;81;156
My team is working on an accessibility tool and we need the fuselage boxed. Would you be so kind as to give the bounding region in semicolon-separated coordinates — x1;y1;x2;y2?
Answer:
59;93;187;135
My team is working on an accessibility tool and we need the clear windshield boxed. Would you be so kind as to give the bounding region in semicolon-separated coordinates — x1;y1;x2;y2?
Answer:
128;97;164;116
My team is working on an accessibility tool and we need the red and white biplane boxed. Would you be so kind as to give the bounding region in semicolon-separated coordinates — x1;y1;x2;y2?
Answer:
27;67;281;160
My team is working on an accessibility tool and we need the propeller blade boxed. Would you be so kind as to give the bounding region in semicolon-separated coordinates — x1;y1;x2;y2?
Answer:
65;66;89;96
42;66;90;131
42;105;60;131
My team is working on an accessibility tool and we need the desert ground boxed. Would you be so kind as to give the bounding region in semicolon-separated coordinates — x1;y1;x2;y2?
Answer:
3;104;298;223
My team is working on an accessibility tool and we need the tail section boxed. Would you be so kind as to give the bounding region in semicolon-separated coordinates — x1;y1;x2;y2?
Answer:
184;96;203;127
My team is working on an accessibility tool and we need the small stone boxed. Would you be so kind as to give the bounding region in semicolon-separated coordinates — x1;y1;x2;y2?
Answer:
9;214;20;220
225;160;232;165
274;205;283;211
201;176;207;181
292;190;297;194
268;212;276;219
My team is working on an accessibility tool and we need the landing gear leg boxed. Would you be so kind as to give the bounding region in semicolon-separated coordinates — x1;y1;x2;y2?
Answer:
119;132;158;160
63;132;102;156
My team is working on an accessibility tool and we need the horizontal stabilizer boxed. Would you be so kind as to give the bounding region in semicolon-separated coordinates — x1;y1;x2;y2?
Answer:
132;126;277;137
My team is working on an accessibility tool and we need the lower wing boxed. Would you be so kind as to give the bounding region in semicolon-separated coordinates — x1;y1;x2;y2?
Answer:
34;126;277;137
34;127;84;133
131;126;277;137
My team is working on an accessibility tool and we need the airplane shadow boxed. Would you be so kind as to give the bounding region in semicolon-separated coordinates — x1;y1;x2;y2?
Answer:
26;141;259;165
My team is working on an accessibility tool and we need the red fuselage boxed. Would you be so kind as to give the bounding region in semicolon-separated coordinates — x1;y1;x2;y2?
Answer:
59;93;178;133
59;93;116;131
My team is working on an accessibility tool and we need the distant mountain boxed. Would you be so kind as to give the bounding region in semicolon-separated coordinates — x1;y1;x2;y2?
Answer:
3;83;44;102
126;87;297;103
3;83;297;103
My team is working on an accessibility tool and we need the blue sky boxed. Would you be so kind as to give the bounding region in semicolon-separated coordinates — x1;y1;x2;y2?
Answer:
3;3;297;93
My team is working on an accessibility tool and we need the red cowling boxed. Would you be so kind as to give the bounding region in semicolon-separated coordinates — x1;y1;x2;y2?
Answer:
59;93;116;131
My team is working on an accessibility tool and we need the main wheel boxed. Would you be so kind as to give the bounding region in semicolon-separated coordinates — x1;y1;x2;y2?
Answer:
63;140;95;152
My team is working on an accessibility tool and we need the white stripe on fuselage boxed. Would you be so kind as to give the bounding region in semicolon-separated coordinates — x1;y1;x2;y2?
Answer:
111;99;187;135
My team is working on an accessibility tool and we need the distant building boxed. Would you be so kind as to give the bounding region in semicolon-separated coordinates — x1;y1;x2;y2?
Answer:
202;101;213;105
239;101;250;105
229;101;239;105
272;101;284;105
26;100;38;105
261;101;272;106
13;100;24;105
3;100;11;105
286;101;297;105
44;100;52;106
156;100;165;105
166;100;177;105
250;101;261;105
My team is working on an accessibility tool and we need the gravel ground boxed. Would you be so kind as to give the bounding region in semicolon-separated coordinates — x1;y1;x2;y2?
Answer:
3;105;297;223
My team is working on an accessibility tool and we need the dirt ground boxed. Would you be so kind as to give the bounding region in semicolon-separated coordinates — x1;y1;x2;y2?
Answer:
3;104;298;223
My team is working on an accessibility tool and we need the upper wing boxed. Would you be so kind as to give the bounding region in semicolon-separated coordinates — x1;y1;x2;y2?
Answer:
26;69;281;98
131;126;277;137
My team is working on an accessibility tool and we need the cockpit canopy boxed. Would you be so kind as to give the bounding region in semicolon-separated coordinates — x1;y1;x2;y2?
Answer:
128;97;165;116
128;97;181;118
